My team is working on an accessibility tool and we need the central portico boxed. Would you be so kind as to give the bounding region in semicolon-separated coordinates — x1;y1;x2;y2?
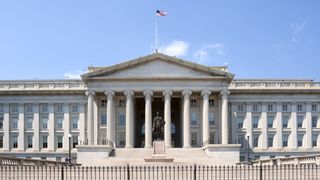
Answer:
77;53;240;165
81;53;234;148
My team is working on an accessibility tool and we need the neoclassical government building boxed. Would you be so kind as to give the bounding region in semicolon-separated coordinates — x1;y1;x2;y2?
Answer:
0;53;320;164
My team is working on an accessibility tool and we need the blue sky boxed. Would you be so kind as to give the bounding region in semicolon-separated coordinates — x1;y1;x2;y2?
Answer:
0;0;319;80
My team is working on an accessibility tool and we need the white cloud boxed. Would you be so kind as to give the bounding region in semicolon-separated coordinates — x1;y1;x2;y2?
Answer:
290;22;306;43
64;70;86;79
193;43;225;64
160;41;189;57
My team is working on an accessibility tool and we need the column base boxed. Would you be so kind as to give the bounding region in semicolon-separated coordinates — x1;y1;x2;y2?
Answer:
125;145;133;149
144;145;152;148
183;145;191;148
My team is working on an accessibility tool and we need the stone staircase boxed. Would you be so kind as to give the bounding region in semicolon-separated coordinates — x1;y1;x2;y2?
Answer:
82;148;218;166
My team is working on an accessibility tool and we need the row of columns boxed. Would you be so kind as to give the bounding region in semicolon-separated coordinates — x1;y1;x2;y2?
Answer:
86;89;230;148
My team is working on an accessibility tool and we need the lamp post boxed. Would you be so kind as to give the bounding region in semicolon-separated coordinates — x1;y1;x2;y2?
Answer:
68;134;72;165
246;133;251;165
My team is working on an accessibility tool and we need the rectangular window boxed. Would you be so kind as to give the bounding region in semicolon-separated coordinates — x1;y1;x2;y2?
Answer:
312;104;318;112
312;116;318;128
209;99;214;107
27;136;33;148
282;104;288;112
71;116;79;129
118;113;125;126
283;135;288;147
191;112;198;125
297;115;304;128
298;134;303;147
238;135;244;148
268;136;274;147
12;117;18;129
55;104;63;113
12;135;18;148
118;99;125;107
0;104;3;112
72;136;78;148
237;116;244;129
56;116;63;129
191;98;197;107
252;104;259;112
312;134;318;147
42;136;48;148
191;132;197;146
10;104;18;113
209;132;215;144
25;104;33;113
237;104;244;112
267;104;274;112
253;135;259;147
40;104;48;113
282;115;289;128
26;117;33;129
101;100;107;107
41;116;48;129
297;104;303;112
57;136;63;148
100;115;107;125
71;104;78;113
0;136;3;148
267;116;274;128
209;112;215;125
0;116;3;129
118;133;125;147
252;116;259;128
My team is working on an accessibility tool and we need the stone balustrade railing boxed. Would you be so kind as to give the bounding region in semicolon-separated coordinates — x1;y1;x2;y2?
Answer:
0;156;70;166
229;79;320;89
0;80;86;91
250;154;320;166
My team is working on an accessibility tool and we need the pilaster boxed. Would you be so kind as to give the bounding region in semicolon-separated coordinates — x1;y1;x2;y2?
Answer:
18;103;25;151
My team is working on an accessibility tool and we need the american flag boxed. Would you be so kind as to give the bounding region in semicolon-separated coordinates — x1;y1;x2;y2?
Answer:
156;10;168;16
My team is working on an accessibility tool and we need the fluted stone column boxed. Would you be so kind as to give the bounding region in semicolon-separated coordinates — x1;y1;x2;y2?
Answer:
221;90;229;145
143;90;153;148
182;90;192;148
105;90;115;144
125;90;134;148
201;90;211;146
163;90;173;147
86;90;95;145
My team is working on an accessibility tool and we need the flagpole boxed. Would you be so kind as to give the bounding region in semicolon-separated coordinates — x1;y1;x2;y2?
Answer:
155;15;158;52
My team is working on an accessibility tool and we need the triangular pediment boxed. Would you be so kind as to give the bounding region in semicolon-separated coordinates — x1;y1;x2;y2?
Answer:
81;53;234;81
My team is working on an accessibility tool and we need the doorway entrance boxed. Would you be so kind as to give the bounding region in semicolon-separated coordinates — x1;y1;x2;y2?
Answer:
134;97;181;148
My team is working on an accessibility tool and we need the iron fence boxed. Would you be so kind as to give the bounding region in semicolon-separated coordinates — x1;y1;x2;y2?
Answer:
0;164;320;180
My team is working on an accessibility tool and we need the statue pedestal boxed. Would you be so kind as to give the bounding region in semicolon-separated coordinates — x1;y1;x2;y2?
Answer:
144;140;174;162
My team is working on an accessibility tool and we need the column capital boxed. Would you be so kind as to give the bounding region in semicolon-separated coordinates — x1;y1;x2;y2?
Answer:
163;90;173;97
143;90;153;97
124;90;134;98
220;89;230;96
201;90;212;97
104;90;115;99
85;90;95;96
182;90;192;97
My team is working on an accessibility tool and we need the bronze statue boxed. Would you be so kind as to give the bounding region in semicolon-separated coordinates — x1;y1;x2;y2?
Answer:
152;112;165;140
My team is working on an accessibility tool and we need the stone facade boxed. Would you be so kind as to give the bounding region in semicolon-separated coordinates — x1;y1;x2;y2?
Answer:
0;53;320;164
